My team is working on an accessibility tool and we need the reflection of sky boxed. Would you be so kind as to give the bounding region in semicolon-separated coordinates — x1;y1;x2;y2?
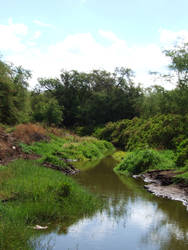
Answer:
37;158;188;250
38;198;188;250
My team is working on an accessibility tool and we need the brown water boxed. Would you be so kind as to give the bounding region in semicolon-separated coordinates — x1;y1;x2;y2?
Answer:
38;155;188;250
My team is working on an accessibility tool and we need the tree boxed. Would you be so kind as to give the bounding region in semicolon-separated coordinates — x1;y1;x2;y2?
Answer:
31;92;63;126
0;58;32;124
36;68;142;127
164;42;188;87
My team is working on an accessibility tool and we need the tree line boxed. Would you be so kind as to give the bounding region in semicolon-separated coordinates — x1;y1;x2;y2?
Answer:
1;42;188;129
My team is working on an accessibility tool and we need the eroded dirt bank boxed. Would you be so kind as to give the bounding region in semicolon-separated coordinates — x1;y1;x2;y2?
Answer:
134;170;188;210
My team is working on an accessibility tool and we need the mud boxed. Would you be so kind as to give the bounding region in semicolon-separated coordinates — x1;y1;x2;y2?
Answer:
134;170;188;210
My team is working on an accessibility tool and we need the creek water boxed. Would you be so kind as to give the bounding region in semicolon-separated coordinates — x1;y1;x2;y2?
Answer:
38;155;188;250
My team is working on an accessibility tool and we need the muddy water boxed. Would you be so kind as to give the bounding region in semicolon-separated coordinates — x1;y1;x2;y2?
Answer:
39;155;188;250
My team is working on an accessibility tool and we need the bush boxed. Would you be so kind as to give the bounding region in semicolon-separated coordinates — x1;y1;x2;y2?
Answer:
13;123;48;144
98;114;188;150
176;139;188;167
115;149;175;175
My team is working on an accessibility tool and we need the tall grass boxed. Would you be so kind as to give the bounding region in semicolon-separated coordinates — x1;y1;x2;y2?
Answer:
20;134;114;170
0;160;102;250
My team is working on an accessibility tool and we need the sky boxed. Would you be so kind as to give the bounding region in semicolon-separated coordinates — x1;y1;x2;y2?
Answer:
1;0;188;88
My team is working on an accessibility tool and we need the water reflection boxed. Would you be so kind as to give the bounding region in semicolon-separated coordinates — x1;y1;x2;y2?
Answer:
37;155;188;250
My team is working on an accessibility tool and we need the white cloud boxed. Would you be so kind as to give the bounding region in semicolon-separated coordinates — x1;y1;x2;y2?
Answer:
33;20;54;29
1;19;187;89
33;31;41;40
99;29;121;43
159;29;188;45
0;19;28;52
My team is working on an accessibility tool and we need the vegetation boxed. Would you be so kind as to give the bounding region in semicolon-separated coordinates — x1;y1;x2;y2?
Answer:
96;114;188;151
176;139;188;167
0;160;102;249
114;149;175;175
2;39;188;247
112;151;127;163
18;129;114;168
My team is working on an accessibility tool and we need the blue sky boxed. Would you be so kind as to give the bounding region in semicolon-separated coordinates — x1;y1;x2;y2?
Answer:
1;0;188;88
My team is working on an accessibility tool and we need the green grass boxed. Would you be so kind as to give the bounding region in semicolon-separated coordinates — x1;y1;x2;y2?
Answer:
19;134;115;170
0;159;102;250
174;171;188;184
114;149;176;175
172;165;188;184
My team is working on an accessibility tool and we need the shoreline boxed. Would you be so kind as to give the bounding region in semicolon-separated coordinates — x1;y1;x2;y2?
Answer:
134;170;188;210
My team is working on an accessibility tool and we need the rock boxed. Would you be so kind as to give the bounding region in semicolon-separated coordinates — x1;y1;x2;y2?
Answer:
33;225;48;230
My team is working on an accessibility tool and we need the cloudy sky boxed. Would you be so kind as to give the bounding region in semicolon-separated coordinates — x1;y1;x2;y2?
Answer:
1;0;188;88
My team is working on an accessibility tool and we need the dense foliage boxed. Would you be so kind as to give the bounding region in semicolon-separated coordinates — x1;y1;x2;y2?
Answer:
1;42;188;175
0;60;31;124
96;114;188;150
36;67;142;127
2;42;188;129
114;149;175;175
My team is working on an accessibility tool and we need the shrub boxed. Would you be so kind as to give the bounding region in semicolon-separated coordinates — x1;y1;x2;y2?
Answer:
112;151;126;163
13;123;48;144
115;149;175;175
98;114;188;150
176;139;188;167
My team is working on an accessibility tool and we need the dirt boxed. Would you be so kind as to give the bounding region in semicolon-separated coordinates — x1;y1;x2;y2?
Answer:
134;170;188;210
0;127;79;175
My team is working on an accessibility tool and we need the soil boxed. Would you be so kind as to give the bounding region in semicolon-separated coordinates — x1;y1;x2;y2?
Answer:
134;170;188;210
0;127;79;175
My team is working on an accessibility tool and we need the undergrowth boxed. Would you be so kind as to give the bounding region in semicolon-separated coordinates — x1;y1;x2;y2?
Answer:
96;114;188;150
20;134;114;170
114;149;176;175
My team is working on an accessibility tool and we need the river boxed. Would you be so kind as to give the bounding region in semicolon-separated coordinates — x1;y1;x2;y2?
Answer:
37;155;188;250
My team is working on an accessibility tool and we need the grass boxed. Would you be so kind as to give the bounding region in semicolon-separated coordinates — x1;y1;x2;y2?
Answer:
172;165;188;184
0;159;102;250
19;134;114;170
114;149;176;175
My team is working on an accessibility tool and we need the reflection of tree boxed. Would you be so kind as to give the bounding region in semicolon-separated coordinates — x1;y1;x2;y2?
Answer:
34;155;188;249
116;172;188;250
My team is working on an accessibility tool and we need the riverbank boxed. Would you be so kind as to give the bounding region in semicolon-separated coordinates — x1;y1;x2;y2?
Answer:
112;149;188;209
0;123;114;249
0;159;103;249
0;123;114;173
134;170;188;210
